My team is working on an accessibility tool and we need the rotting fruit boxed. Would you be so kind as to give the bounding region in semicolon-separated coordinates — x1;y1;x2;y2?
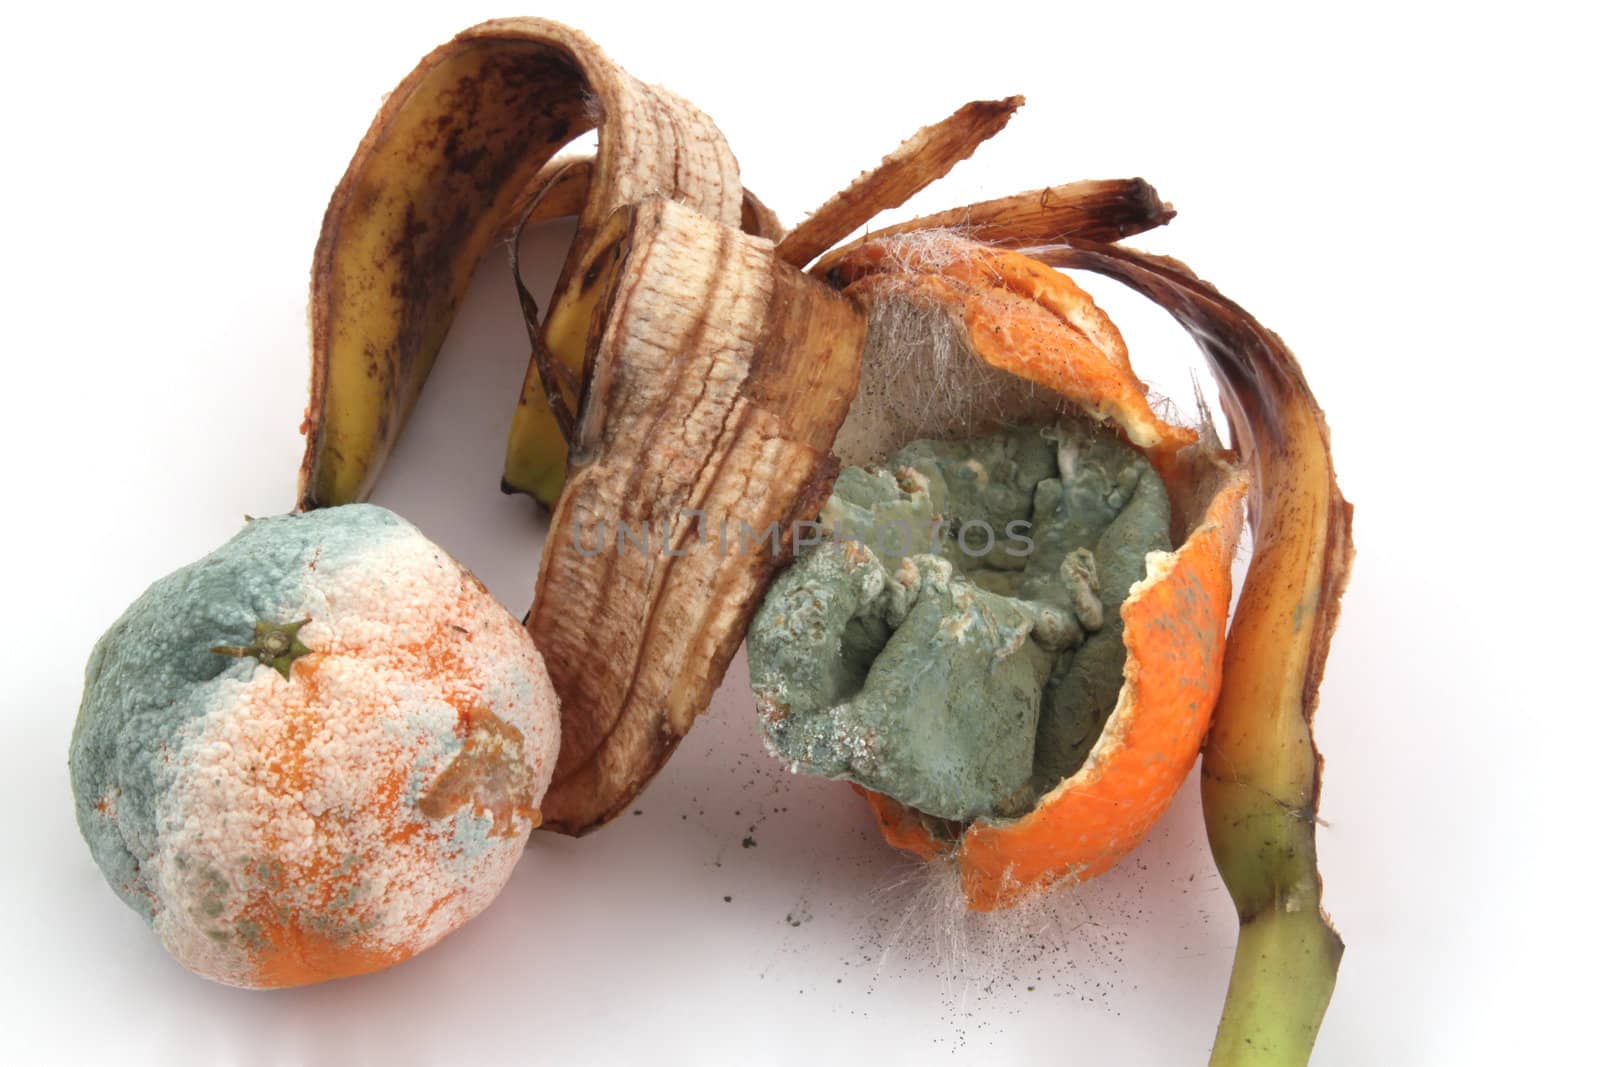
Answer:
749;417;1176;825
286;17;1348;1062
70;505;560;988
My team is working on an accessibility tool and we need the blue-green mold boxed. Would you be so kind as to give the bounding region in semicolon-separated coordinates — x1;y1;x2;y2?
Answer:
747;421;1171;823
68;504;412;920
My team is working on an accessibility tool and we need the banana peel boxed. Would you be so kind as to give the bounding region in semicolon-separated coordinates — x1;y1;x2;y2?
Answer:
528;94;1062;830
294;16;871;832
296;15;1084;833
810;176;1175;275
526;199;864;831
773;96;1023;269
298;16;751;511
297;19;1350;1063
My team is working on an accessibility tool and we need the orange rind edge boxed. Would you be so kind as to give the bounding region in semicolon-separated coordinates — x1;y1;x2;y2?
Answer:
860;471;1246;910
834;236;1198;471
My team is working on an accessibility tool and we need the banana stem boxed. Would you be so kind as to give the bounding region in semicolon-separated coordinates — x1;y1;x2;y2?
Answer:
1209;887;1344;1065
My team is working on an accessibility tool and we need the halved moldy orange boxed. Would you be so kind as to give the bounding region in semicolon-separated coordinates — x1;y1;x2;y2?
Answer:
768;233;1250;910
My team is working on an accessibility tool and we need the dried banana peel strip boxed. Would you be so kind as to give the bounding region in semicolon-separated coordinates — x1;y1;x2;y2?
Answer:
811;178;1174;278
775;97;1023;269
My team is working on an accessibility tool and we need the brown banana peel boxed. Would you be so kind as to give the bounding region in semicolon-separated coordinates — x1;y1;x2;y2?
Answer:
773;95;1024;269
526;93;1059;830
294;16;848;833
297;16;753;512
528;198;864;832
810;177;1175;276
297;16;1088;834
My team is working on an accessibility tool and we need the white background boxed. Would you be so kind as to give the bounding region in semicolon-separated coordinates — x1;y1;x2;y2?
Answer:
3;2;1594;1064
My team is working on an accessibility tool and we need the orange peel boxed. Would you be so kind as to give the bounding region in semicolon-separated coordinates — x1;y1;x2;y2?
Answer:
859;471;1245;909
831;237;1198;467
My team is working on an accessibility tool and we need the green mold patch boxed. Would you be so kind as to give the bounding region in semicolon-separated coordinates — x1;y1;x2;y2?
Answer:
747;419;1170;823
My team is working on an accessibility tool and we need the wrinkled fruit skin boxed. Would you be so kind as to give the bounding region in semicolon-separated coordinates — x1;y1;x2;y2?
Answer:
69;505;560;988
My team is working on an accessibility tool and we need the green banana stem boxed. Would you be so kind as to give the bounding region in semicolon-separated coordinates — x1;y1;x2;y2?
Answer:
1209;900;1344;1063
1035;242;1352;1066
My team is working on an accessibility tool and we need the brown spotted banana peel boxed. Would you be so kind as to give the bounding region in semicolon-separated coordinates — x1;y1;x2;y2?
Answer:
529;200;864;832
293;17;866;834
1034;243;1352;1067
297;16;757;511
809;176;1175;275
